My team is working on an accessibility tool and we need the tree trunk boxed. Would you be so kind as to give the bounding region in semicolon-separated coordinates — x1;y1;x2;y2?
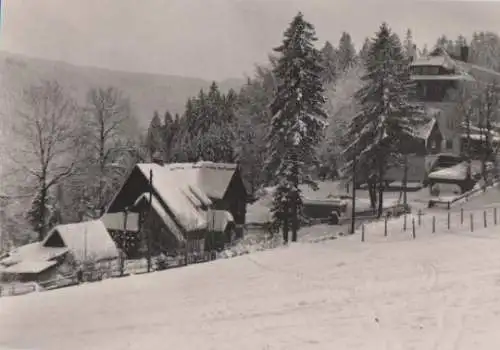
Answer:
291;196;298;242
368;178;377;211
38;184;48;241
291;154;299;243
377;182;384;218
377;161;385;218
283;203;289;244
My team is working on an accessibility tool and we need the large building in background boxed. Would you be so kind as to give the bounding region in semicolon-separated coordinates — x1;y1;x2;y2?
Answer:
410;46;500;156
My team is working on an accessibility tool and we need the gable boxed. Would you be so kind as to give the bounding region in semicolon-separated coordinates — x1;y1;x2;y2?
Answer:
106;167;150;213
43;229;65;248
223;167;248;201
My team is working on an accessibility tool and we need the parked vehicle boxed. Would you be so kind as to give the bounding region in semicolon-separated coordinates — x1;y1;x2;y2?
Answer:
302;197;349;225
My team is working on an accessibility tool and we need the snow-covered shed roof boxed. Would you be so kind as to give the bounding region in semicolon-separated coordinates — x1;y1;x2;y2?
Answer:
413;118;437;141
0;243;68;267
1;260;58;274
42;220;119;263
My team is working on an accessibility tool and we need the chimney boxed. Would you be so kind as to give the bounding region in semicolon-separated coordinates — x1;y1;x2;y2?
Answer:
460;45;469;62
151;151;164;166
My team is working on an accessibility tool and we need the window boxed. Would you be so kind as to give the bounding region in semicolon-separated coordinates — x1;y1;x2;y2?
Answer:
411;66;422;75
423;66;440;75
412;66;441;75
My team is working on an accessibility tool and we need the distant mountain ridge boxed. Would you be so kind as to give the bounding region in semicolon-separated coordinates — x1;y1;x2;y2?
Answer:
0;51;246;129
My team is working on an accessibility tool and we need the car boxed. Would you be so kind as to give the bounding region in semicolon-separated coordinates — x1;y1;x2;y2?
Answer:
302;197;349;225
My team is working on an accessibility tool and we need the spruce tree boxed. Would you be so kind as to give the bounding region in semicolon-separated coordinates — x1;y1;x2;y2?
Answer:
265;12;327;243
337;32;357;72
403;29;415;59
320;41;337;84
359;37;371;65
146;111;164;161
342;22;423;217
163;111;175;160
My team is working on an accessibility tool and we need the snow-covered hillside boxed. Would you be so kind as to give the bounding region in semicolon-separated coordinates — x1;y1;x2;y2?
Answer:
2;216;500;350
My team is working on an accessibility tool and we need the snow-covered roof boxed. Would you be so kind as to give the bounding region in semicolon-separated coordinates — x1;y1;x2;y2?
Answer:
413;118;437;141
410;74;475;82
411;46;500;83
207;210;234;232
412;51;455;69
0;243;68;267
460;134;500;143
136;164;211;232
1;260;57;274
43;220;119;262
134;193;187;243
135;162;239;231
428;162;469;181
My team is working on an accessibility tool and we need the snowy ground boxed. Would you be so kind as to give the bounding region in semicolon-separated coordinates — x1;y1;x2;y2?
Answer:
2;210;500;349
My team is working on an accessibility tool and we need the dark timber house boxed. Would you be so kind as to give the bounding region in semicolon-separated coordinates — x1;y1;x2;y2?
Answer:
104;161;247;258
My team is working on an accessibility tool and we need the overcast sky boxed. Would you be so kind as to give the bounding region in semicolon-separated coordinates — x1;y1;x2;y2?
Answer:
1;0;500;81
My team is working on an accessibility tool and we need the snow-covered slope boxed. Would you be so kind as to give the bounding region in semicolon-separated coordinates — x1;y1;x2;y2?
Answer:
2;222;500;349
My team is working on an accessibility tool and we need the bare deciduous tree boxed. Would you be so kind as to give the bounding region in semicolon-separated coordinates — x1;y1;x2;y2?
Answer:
477;81;500;184
79;87;137;217
12;81;79;240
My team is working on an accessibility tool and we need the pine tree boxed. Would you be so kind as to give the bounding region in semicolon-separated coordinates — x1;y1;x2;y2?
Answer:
337;32;357;72
265;12;327;243
342;22;423;217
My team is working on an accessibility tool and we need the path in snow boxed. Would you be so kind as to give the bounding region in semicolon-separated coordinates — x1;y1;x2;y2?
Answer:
2;222;500;350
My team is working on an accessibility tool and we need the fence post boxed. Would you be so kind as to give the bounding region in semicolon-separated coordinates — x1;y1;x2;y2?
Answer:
361;224;365;242
384;213;388;237
484;210;488;228
418;210;422;226
495;208;498;226
461;207;464;225
432;216;436;233
403;214;407;231
447;210;451;230
470;213;474;232
412;218;416;239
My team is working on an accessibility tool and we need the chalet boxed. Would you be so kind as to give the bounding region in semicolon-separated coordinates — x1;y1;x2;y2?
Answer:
410;46;500;155
104;161;247;258
0;220;119;284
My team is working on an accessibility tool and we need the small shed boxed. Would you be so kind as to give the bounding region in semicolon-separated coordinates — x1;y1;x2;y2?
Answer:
0;220;119;284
